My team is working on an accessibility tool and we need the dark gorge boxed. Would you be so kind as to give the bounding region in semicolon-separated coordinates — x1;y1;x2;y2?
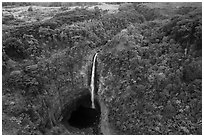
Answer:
61;53;103;134
61;90;102;134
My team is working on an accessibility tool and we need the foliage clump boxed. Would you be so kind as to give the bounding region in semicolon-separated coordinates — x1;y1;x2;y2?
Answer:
3;37;27;60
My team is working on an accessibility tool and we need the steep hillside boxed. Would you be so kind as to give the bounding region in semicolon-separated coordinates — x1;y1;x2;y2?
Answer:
2;2;202;135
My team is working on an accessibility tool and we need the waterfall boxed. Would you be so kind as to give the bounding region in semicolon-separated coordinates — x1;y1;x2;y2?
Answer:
90;53;98;109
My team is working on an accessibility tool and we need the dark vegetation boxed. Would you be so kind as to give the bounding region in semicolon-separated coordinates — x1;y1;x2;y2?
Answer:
2;2;99;7
2;2;202;135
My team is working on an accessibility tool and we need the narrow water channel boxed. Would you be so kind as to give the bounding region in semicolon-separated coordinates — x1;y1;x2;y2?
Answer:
90;52;98;109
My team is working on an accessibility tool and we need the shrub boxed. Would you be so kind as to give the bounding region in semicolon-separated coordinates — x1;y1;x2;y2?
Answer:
133;4;165;21
183;59;202;82
161;7;202;56
28;6;33;12
3;37;27;60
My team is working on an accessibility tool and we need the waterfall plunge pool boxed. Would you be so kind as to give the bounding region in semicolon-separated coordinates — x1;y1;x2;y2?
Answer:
61;91;101;134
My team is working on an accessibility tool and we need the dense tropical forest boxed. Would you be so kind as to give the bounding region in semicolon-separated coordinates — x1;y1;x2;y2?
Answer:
2;2;202;135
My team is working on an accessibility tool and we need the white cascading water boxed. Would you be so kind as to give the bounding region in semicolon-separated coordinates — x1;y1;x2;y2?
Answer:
90;53;98;109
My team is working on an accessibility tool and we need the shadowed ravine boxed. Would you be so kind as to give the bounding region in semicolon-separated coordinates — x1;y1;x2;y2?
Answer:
61;90;101;134
61;52;113;135
61;91;114;135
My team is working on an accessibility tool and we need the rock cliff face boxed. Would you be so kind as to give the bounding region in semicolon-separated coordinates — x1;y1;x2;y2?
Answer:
99;97;117;135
